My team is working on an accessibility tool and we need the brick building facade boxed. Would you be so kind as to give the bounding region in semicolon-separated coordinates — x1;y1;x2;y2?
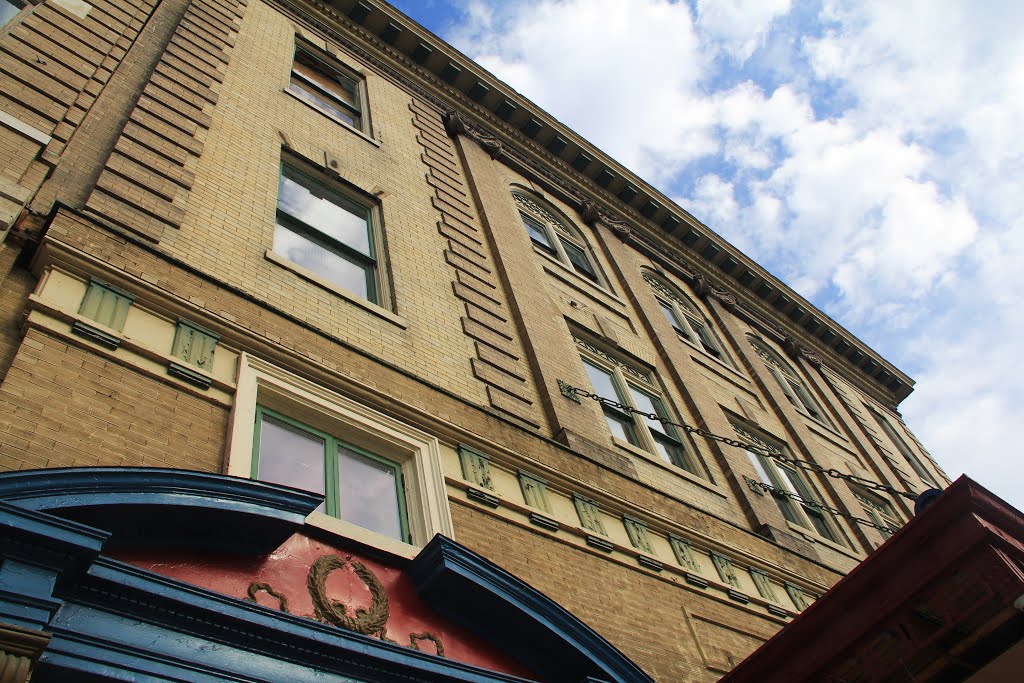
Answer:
0;0;953;680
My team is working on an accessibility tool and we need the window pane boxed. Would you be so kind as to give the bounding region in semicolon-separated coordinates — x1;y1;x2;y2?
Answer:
560;238;598;282
278;169;371;256
583;360;620;403
604;409;638;445
806;508;836;541
274;223;370;299
336;447;404;541
1;0;20;27
660;302;689;337
653;433;690;470
522;214;555;252
292;49;361;127
747;451;773;485
628;386;671;437
793;382;821;417
257;415;326;511
689;318;720;357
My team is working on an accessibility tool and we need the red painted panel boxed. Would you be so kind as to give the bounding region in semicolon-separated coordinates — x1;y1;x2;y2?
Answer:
113;533;535;679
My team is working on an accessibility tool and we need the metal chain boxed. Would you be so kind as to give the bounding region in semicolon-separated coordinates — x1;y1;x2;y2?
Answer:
564;383;920;503
744;480;900;535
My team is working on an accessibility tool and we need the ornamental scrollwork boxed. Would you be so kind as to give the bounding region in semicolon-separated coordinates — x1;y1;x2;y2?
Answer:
572;335;649;382
239;554;446;657
444;109;503;158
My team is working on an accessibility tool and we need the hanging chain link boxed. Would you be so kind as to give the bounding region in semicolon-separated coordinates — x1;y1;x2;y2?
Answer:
744;479;900;534
561;383;920;533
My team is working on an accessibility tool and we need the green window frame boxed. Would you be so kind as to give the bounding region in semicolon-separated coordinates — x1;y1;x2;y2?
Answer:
873;411;938;487
750;337;832;427
274;161;381;304
289;42;364;130
252;406;409;543
580;355;701;475
746;448;839;543
512;191;604;286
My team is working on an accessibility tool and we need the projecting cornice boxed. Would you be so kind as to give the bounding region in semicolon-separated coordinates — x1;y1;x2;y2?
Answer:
277;0;914;406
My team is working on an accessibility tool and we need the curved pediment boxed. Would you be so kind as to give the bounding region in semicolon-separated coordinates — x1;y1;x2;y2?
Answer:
0;467;651;683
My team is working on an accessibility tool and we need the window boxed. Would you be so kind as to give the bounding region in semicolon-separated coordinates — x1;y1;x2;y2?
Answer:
873;411;938;487
227;354;454;552
254;407;408;542
289;42;364;130
512;191;602;285
749;336;831;426
0;0;24;29
852;488;901;539
274;161;382;304
578;344;700;475
736;424;839;543
644;272;730;363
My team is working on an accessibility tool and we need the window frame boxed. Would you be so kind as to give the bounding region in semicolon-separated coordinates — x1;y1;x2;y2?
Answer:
852;487;902;539
644;271;732;366
227;354;454;557
749;336;832;427
288;40;368;133
273;158;388;307
872;409;939;487
578;348;703;476
736;425;840;543
512;191;605;288
252;405;410;543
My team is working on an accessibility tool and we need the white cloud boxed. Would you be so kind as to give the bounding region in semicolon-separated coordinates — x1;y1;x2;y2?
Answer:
696;0;793;62
432;0;1024;511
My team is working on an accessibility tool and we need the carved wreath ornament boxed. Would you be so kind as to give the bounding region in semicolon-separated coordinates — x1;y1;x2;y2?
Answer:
242;554;445;657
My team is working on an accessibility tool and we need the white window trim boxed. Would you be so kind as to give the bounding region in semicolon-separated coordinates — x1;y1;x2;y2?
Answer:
226;353;454;558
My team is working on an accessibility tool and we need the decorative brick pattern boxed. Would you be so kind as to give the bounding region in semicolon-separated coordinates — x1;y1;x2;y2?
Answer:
408;98;538;428
85;0;249;240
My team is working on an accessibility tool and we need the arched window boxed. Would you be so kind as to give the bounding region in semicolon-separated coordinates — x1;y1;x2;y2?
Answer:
512;190;603;286
643;271;730;364
749;336;832;427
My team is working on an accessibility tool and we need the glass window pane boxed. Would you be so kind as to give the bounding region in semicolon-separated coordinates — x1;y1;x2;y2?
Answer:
523;214;554;252
775;466;804;499
1;0;20;27
292;50;361;127
807;509;835;541
278;169;371;256
560;238;598;282
583;360;620;403
628;386;671;437
274;223;370;299
604;410;639;445
257;415;326;511
747;451;773;485
690;318;720;356
336;447;404;541
653;433;690;470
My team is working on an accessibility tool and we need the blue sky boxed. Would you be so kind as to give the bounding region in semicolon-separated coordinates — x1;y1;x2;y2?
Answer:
390;0;1024;510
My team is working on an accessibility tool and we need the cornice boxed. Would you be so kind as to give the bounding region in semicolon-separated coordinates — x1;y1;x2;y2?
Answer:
273;0;913;407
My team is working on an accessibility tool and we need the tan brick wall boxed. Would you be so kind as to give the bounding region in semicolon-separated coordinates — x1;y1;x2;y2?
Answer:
451;502;783;683
0;326;227;472
159;0;502;405
0;246;33;383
